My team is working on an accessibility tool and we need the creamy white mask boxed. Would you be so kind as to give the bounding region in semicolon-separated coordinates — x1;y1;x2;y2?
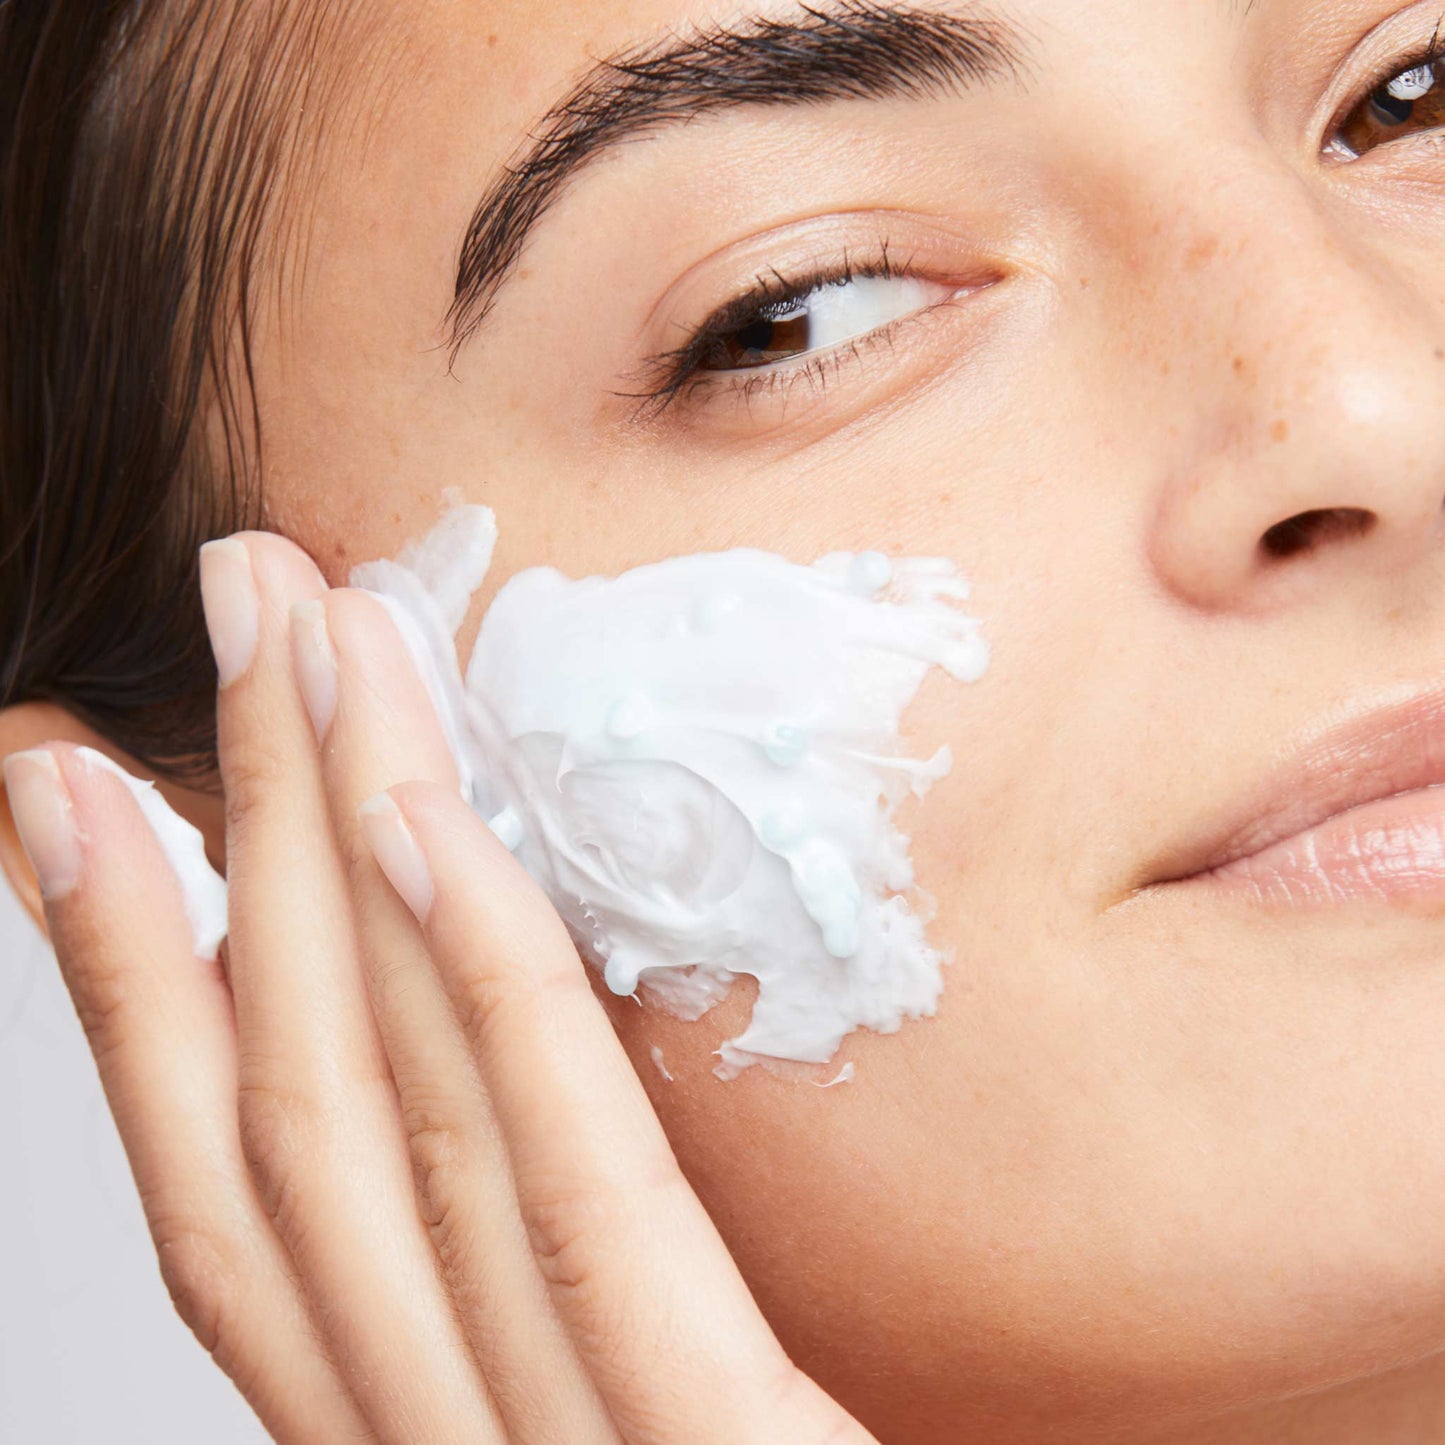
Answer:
353;506;989;1079
75;747;228;962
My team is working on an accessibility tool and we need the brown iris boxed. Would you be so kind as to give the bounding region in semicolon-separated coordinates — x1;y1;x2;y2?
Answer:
698;302;813;370
1337;57;1445;157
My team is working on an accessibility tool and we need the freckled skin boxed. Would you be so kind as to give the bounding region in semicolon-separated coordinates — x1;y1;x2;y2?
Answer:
133;0;1445;1439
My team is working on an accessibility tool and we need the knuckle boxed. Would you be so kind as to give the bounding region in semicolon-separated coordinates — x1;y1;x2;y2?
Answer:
149;1219;241;1359
402;1108;467;1231
219;742;290;830
521;1191;601;1296
66;957;141;1066
400;1108;492;1312
520;1156;687;1298
236;1082;321;1226
455;961;594;1064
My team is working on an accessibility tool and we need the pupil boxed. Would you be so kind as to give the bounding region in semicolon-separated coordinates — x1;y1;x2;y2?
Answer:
736;317;777;354
1370;88;1415;126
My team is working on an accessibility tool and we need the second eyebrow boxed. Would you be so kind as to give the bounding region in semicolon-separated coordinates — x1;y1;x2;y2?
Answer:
444;0;1034;364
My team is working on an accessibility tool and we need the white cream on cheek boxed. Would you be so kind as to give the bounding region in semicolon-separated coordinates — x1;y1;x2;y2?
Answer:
353;505;989;1080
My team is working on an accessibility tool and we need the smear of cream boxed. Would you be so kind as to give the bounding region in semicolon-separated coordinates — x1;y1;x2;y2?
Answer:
76;748;228;961
354;504;988;1080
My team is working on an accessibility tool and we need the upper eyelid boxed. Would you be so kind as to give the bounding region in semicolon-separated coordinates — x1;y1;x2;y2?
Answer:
632;251;927;396
626;311;920;425
1350;27;1445;115
1315;5;1445;145
685;252;911;350
624;271;970;425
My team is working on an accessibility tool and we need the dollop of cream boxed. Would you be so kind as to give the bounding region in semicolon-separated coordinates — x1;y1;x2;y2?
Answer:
354;505;989;1079
75;748;228;961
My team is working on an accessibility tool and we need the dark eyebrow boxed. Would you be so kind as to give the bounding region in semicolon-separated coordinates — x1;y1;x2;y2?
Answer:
442;1;1032;365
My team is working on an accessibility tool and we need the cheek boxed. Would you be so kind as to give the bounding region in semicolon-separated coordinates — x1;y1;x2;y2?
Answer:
619;984;1445;1443
604;858;1445;1438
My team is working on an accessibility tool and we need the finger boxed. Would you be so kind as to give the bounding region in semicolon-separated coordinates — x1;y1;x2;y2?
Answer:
203;535;502;1442
301;587;618;1443
3;743;373;1443
364;780;875;1444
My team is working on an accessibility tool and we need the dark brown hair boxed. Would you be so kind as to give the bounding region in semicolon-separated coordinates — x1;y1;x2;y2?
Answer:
0;0;369;785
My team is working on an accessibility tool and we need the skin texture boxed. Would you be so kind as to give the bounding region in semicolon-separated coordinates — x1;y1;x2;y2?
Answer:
9;0;1445;1438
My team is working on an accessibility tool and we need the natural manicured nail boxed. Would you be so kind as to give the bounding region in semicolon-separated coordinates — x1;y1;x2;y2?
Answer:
199;537;259;687
290;599;338;743
359;792;433;923
3;750;82;901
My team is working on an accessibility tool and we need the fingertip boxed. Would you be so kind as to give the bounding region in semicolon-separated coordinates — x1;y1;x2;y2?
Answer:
231;530;330;614
3;745;81;902
387;783;563;945
358;787;434;924
322;582;406;650
385;778;492;851
290;598;338;743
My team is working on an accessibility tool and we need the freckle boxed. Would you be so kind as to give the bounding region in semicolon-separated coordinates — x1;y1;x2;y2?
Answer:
1232;355;1245;375
1271;418;1289;443
1159;358;1171;376
1185;235;1219;270
936;491;953;505
1078;275;1091;290
487;32;498;46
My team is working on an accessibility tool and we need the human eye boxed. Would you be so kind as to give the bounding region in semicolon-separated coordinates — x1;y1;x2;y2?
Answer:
623;245;973;422
1327;21;1445;160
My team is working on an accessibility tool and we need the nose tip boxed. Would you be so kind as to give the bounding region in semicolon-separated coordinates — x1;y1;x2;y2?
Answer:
1146;311;1445;613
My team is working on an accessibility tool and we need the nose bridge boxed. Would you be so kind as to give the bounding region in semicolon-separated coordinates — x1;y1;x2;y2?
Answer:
1151;153;1428;445
1123;140;1445;608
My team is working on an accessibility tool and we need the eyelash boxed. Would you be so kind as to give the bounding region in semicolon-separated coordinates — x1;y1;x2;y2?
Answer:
621;240;949;422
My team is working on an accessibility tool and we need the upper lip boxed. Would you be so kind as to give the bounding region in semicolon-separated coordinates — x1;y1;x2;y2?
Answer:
1146;684;1445;886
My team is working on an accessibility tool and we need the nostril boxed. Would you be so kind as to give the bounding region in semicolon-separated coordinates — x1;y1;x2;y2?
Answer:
1259;507;1376;560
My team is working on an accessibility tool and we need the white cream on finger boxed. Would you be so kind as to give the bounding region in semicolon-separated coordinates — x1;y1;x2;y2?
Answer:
353;504;989;1081
75;747;228;962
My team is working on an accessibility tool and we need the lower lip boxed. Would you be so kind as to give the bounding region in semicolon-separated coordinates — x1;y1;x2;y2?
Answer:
1184;784;1445;906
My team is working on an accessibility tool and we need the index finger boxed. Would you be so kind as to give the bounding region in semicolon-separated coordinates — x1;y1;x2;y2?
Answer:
360;779;875;1444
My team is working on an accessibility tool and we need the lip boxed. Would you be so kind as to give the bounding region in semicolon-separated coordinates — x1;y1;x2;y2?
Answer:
1144;685;1445;902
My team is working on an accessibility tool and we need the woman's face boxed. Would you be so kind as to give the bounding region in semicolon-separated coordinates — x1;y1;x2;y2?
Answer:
239;0;1445;1435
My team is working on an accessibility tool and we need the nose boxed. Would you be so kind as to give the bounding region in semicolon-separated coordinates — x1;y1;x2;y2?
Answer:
1139;161;1445;613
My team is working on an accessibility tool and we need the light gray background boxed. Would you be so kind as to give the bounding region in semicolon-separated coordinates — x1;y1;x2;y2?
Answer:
1;885;264;1443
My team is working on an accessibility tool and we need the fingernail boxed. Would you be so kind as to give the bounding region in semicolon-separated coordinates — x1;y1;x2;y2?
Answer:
359;792;433;923
3;750;82;900
290;600;337;743
199;538;259;688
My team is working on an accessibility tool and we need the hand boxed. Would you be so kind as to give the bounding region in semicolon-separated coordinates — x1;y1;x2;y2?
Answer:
8;531;874;1443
